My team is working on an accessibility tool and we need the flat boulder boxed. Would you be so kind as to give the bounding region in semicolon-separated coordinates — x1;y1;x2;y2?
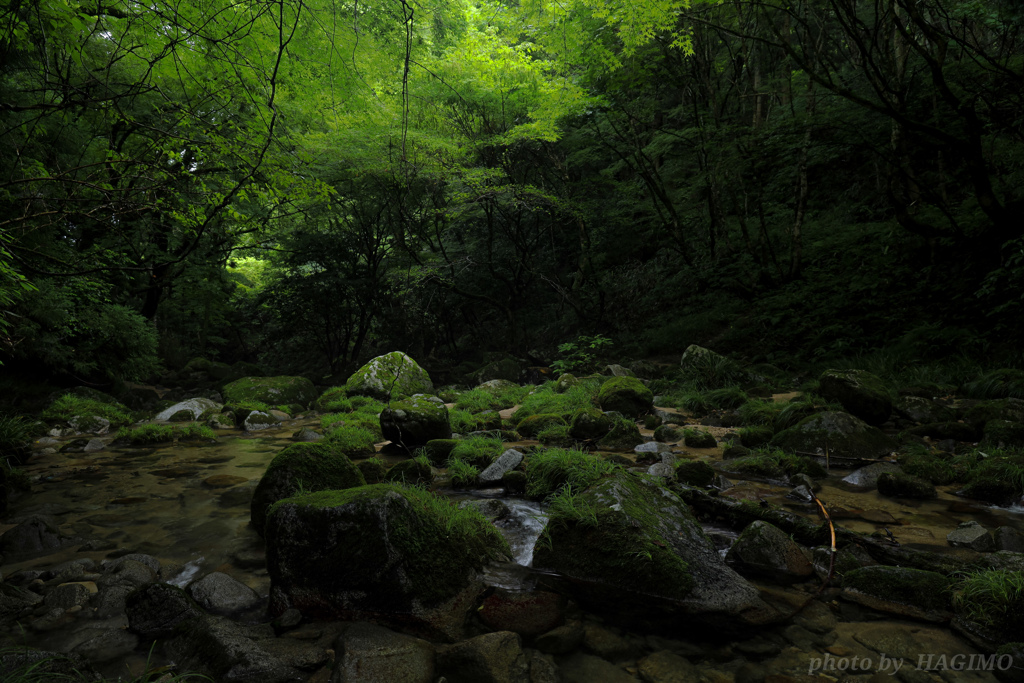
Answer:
223;376;317;410
770;411;896;464
264;484;510;641
380;395;451;449
818;369;894;426
532;472;778;634
186;572;261;616
842;566;953;622
250;442;365;537
346;352;433;401
333;622;436;683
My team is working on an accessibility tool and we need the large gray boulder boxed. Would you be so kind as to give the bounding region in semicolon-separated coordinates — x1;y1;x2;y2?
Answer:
265;484;510;641
332;622;435;683
532;472;779;633
156;398;222;421
346;352;433;401
186;572;261;616
770;411;896;464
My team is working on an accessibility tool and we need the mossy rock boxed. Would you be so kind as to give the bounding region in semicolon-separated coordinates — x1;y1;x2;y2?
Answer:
264;485;509;639
315;387;349;411
676;460;716;487
961;399;1024;431
597;376;653;418
597;418;644;451
725;520;815;584
380;395;451;449
223;376;317;410
385;458;433;486
568;408;612;440
250;442;365;537
770;411;896;464
518;413;567;438
554;374;580;394
893;395;955;424
345;351;433;402
533;472;773;631
960;477;1021;506
537;424;574;447
720;452;826;481
739;426;773;448
653;424;684;443
423;439;459;466
982;420;1024;449
843;566;952;620
357;459;387;484
818;369;894;426
906;421;979;442
643;414;662;429
877;472;937;500
684;429;717;449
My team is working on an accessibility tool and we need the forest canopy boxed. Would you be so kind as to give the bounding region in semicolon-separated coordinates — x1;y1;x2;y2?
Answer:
1;0;1022;388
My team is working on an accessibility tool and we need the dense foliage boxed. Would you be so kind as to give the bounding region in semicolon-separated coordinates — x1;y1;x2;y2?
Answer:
2;0;1022;389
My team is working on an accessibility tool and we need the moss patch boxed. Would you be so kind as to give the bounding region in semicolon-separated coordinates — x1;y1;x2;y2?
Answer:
597;376;653;417
845;565;952;612
250;442;365;536
345;351;433;401
223;376;318;409
265;484;509;608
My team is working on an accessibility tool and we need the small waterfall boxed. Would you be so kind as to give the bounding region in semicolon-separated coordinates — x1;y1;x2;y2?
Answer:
494;500;549;567
167;556;205;587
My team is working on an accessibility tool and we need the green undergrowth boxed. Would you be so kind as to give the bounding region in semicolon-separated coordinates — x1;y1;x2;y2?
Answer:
526;447;618;499
898;444;1024;503
954;569;1024;633
324;425;377;455
449;408;484;433
511;380;600;426
546;486;601;526
446;458;479;487
962;369;1024;400
449;436;503;468
898;445;977;485
41;394;133;426
721;447;826;480
455;384;529;412
116;423;215;444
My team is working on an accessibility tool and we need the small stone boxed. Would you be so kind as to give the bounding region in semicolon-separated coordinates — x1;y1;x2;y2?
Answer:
534;621;584;655
637;650;699;683
947;521;994;552
186;572;260;615
44;583;92;610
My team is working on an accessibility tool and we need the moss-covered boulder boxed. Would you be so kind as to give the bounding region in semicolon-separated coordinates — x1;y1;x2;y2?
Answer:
842;566;953;622
381;395;451;449
385;458;433;485
597;418;644;451
906;421;979;442
818;369;893;426
597;377;653;418
877;472;937;499
223;376;317;410
770;411;896;464
346;352;433;401
683;429;717;449
894;396;955;425
675;461;716;487
423;439;459;466
250;442;365;537
357;458;387;484
532;472;777;633
982;420;1024;449
265;485;510;640
518;413;568;438
961;399;1024;431
568;409;613;440
725;521;814;584
653;424;684;443
554;374;580;394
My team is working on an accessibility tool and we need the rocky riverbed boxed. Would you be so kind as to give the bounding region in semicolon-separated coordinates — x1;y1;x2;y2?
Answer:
2;350;1024;682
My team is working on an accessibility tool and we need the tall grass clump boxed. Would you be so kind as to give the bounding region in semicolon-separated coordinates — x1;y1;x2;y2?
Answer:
449;436;503;468
679;352;746;390
954;569;1024;633
449;409;482;434
546;486;600;526
399;485;510;559
325;425;377;456
898;445;974;485
511;381;598;426
117;424;175;444
456;384;528;412
962;369;1024;400
447;458;479;487
526;447;617;499
315;386;350;411
738;399;782;427
177;424;217;441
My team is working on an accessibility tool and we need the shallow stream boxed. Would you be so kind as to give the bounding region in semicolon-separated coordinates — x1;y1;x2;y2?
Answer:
4;413;1023;681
